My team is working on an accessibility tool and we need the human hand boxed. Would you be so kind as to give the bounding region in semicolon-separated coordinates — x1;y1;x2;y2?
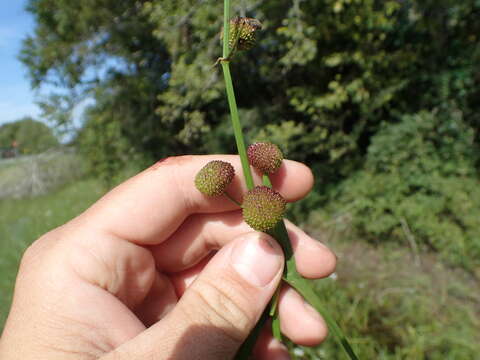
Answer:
0;155;336;360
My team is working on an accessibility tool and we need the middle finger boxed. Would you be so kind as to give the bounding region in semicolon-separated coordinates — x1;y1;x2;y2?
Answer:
150;213;336;279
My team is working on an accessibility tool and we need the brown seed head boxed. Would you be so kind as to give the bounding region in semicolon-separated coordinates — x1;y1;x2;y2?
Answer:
195;160;235;196
247;142;283;174
229;17;263;51
242;186;286;232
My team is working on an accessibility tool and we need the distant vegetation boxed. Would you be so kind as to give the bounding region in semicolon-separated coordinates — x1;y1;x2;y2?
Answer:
325;109;480;272
20;0;480;183
19;0;480;272
290;226;480;359
0;177;104;331
0;149;85;199
0;117;58;156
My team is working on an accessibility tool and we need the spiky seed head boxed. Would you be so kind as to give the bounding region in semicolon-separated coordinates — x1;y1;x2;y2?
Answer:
242;186;286;232
195;160;235;196
229;17;262;51
247;142;283;174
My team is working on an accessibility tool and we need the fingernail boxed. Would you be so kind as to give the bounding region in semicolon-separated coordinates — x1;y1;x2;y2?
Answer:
231;234;283;287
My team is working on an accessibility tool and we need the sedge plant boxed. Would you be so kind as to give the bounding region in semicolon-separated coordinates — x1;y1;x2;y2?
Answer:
194;1;360;359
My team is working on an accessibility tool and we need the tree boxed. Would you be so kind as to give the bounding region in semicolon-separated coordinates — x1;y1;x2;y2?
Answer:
20;0;171;178
20;0;480;183
0;117;59;154
330;108;480;270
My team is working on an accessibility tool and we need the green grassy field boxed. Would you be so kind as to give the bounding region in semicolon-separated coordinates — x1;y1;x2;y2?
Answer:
0;178;104;328
1;158;479;359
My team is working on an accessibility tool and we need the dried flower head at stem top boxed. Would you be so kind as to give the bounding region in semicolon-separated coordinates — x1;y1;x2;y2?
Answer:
229;17;262;51
216;16;262;65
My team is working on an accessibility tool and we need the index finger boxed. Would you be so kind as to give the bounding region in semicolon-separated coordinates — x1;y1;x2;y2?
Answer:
74;155;314;245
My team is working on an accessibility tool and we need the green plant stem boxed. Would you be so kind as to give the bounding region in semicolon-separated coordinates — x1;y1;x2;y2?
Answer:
220;1;358;359
270;285;282;341
263;174;282;341
263;176;358;358
221;1;254;190
221;63;254;190
270;220;359;360
221;2;259;358
222;0;230;60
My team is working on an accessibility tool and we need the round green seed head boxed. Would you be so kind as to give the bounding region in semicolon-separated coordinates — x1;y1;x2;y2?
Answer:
195;160;235;196
247;142;283;174
242;186;286;232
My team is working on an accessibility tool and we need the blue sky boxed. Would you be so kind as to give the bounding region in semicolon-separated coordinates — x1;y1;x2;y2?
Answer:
0;0;41;126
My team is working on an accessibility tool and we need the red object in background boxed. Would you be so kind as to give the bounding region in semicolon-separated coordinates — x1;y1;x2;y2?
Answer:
0;140;19;158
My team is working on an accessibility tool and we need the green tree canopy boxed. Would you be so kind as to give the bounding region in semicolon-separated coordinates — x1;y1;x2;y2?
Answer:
0;117;59;154
20;0;480;182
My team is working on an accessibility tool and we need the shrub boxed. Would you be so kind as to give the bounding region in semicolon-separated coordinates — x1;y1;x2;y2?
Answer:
328;108;480;271
286;237;480;359
0;117;58;155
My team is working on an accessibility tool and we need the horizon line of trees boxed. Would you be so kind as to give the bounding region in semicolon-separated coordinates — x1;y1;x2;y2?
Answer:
0;117;59;156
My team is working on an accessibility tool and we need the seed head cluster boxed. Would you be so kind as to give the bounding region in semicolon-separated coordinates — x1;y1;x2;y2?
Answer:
195;160;235;196
229;17;262;51
242;186;286;232
247;142;283;174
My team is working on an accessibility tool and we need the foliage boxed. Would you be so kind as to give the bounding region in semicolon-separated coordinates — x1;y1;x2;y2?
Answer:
20;0;171;180
329;108;480;271
0;178;104;331
0;149;85;198
287;235;480;359
77;96;150;186
21;0;480;184
0;117;58;154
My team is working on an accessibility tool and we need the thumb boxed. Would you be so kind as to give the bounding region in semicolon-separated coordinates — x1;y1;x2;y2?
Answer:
104;232;284;360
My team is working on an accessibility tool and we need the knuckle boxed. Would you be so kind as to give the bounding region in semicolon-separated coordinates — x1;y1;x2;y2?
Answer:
186;277;254;344
20;234;52;268
19;228;63;275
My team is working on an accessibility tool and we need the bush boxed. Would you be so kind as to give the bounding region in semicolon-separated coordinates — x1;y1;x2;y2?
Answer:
21;0;480;187
286;236;480;359
0;117;59;155
328;108;480;271
0;149;86;199
78;105;151;187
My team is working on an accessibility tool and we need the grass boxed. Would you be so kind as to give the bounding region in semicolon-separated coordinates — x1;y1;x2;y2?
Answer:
0;178;104;330
0;149;86;199
286;213;480;359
